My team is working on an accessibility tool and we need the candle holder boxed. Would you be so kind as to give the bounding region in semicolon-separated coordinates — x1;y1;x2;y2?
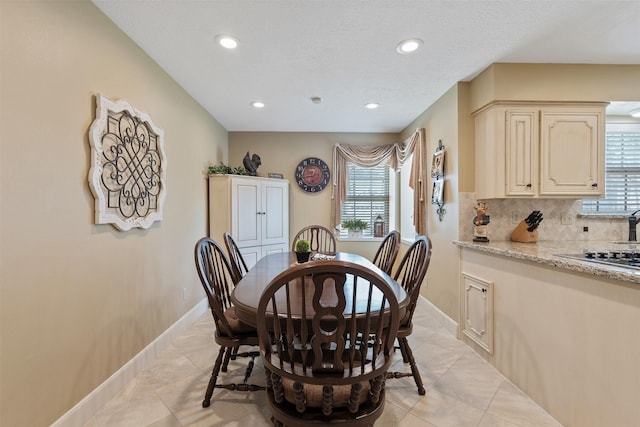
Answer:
374;215;385;237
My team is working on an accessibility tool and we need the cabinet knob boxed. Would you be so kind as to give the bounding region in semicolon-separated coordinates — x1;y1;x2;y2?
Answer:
591;183;598;188
526;183;532;188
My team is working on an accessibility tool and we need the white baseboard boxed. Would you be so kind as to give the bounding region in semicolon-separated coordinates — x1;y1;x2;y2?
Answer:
51;299;209;427
418;294;458;335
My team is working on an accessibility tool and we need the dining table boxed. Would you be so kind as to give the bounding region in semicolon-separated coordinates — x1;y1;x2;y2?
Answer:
231;251;408;327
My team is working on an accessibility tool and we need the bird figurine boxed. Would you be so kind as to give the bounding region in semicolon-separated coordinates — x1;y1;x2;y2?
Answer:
243;152;261;176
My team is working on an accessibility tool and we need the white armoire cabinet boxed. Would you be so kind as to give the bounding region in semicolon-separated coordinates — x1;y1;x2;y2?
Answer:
209;175;289;269
474;102;606;199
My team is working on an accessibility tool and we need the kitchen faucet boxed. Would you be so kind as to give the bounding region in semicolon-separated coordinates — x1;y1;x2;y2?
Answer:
628;209;640;241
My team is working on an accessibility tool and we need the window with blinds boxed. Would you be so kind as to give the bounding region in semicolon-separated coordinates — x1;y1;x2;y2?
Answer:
582;123;640;214
341;163;390;237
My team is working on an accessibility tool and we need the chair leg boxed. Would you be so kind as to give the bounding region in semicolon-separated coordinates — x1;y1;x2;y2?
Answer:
397;337;410;363
221;346;234;372
401;337;425;395
230;345;239;360
242;351;257;384
203;346;227;407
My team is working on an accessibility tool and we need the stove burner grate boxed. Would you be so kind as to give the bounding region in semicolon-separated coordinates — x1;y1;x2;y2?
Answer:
554;251;640;271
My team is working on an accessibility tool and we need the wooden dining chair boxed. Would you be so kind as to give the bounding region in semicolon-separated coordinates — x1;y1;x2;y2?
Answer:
257;261;400;426
194;237;265;408
223;232;249;285
291;225;336;253
372;230;400;275
385;236;432;395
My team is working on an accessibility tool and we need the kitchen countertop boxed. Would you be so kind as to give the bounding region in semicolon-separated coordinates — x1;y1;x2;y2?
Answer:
453;240;640;285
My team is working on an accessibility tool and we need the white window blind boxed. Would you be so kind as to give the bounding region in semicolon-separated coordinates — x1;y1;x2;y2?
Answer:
341;163;389;237
582;123;640;213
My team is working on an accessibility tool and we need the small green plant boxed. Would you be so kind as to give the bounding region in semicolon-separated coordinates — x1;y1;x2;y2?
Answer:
341;219;368;230
295;239;310;253
208;163;231;175
229;166;248;175
208;163;249;176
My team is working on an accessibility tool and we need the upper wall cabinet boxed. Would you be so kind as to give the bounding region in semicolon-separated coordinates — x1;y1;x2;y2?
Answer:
474;102;606;199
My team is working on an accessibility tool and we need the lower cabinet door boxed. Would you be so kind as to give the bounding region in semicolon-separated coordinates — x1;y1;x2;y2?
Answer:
239;243;288;271
461;273;494;354
239;246;261;271
262;244;286;257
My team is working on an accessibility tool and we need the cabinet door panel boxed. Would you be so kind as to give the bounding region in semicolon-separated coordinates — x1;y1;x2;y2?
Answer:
232;181;261;247
262;181;288;246
506;110;537;196
461;273;493;354
239;246;260;271
262;244;287;257
475;107;506;198
540;112;602;195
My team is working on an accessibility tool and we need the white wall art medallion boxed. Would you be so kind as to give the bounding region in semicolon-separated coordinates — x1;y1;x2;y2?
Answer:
88;94;166;231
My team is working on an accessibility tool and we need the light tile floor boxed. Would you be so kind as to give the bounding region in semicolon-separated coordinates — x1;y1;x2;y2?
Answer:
83;298;562;427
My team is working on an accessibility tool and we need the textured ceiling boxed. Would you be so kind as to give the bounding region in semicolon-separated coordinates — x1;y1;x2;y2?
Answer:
91;0;640;133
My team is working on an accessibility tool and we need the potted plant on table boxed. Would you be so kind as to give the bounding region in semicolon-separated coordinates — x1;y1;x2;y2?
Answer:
294;239;311;263
342;219;368;238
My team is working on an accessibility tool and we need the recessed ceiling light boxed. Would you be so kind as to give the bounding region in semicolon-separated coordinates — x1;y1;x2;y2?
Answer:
216;35;239;49
251;101;265;109
396;38;423;54
365;103;380;110
631;108;640;118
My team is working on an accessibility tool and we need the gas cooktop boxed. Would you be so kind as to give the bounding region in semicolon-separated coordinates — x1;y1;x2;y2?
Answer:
555;250;640;270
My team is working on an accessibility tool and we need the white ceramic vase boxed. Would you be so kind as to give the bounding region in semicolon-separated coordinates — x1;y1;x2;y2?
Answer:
348;229;363;238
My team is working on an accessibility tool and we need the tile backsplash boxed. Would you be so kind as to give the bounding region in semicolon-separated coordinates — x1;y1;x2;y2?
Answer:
459;192;628;242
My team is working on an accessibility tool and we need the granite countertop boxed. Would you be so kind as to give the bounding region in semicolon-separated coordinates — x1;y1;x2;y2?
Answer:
453;240;640;285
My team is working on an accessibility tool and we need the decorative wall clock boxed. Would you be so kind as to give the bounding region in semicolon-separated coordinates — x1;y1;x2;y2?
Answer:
295;157;330;193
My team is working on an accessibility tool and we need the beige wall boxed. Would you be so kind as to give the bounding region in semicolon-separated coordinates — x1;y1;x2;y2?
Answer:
1;2;227;426
228;132;398;258
399;84;471;320
456;83;475;194
470;63;640;112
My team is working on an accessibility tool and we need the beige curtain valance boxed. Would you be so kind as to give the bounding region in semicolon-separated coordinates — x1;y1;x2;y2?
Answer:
331;128;427;235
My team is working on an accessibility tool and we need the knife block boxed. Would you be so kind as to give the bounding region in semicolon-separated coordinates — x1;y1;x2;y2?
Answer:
510;220;538;243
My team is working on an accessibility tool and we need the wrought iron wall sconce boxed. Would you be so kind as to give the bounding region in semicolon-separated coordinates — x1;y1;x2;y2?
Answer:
430;139;446;222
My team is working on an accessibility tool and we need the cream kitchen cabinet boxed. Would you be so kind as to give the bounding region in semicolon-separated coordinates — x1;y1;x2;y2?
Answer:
474;102;606;199
209;175;289;269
